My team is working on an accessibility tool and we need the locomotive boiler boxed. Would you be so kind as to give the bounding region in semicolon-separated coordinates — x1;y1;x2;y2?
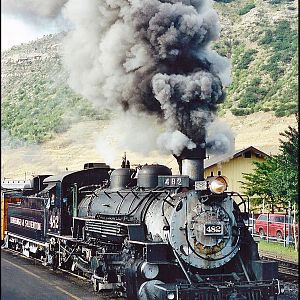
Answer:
3;147;282;300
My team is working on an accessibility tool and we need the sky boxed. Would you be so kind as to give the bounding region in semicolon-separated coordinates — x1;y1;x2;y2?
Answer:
1;14;60;51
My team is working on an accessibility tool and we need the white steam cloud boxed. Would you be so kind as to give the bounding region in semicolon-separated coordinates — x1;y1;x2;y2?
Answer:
2;0;68;19
1;0;68;49
157;131;196;156
206;120;235;156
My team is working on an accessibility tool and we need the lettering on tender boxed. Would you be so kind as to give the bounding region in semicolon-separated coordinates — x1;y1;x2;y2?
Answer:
10;216;41;230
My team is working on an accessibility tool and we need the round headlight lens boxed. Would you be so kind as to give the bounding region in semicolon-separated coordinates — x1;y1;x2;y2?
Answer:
209;176;228;194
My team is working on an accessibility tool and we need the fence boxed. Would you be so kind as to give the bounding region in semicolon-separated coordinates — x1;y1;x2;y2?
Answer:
248;212;298;249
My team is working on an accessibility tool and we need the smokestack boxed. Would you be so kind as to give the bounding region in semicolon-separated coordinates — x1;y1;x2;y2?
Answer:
175;144;206;183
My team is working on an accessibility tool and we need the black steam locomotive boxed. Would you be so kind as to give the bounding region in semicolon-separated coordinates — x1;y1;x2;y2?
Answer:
3;147;282;299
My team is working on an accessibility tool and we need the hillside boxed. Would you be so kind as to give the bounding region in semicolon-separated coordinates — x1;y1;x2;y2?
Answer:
1;0;298;178
2;110;297;179
213;0;298;116
1;33;110;145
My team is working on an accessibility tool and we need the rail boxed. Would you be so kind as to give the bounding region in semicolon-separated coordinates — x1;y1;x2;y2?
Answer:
1;247;89;281
260;253;298;282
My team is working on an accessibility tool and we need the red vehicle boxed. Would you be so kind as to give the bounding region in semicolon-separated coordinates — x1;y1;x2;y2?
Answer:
255;213;298;240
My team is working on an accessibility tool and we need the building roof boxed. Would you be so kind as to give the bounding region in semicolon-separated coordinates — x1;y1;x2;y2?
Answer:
1;179;32;191
204;146;270;169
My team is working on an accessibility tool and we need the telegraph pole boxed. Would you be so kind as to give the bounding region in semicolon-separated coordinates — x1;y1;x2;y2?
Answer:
287;201;291;245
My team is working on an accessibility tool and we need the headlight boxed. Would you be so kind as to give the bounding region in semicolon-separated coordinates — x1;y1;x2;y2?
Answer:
208;176;228;194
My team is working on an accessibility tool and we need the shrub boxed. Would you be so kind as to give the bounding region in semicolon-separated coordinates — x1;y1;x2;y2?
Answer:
274;109;287;117
250;77;261;86
214;0;234;2
231;108;252;116
1;81;111;144
262;60;281;81
239;90;258;106
238;2;256;15
269;0;293;4
260;21;297;62
237;49;257;69
259;30;273;45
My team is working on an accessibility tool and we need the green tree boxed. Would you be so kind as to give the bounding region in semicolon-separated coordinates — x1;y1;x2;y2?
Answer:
241;120;298;211
273;124;299;205
241;158;282;212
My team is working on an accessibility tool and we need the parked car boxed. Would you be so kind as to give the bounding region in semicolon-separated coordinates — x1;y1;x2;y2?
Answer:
255;213;298;240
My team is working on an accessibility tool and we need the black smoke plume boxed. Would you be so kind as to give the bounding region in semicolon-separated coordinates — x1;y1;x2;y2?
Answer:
62;0;233;156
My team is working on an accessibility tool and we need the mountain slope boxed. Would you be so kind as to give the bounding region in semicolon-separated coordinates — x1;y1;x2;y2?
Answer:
1;33;110;144
214;0;298;116
1;110;297;179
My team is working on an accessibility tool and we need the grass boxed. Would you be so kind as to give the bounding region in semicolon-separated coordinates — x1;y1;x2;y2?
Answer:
257;240;299;262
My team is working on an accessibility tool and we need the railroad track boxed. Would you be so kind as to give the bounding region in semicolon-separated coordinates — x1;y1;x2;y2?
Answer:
1;247;118;300
1;247;89;282
260;252;298;282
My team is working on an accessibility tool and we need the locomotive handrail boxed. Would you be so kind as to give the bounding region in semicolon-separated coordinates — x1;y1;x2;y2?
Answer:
91;189;159;218
103;191;112;199
161;191;175;228
141;190;170;223
141;192;160;223
78;184;103;193
128;189;140;199
162;193;175;209
97;188;168;219
227;192;249;214
75;216;139;226
116;192;132;214
172;247;193;285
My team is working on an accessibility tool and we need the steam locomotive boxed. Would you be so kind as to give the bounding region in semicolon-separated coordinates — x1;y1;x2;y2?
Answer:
2;146;282;299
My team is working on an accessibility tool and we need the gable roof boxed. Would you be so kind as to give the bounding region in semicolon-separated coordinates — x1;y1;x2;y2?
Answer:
204;146;270;169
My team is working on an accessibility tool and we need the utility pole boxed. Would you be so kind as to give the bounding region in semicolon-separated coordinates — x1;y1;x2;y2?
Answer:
293;203;298;250
287;201;291;246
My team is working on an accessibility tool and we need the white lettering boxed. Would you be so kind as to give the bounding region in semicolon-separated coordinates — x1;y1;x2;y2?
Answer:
10;217;41;230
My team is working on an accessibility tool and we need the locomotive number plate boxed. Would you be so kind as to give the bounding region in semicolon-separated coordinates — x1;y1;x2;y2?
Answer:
204;224;223;235
158;176;189;188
